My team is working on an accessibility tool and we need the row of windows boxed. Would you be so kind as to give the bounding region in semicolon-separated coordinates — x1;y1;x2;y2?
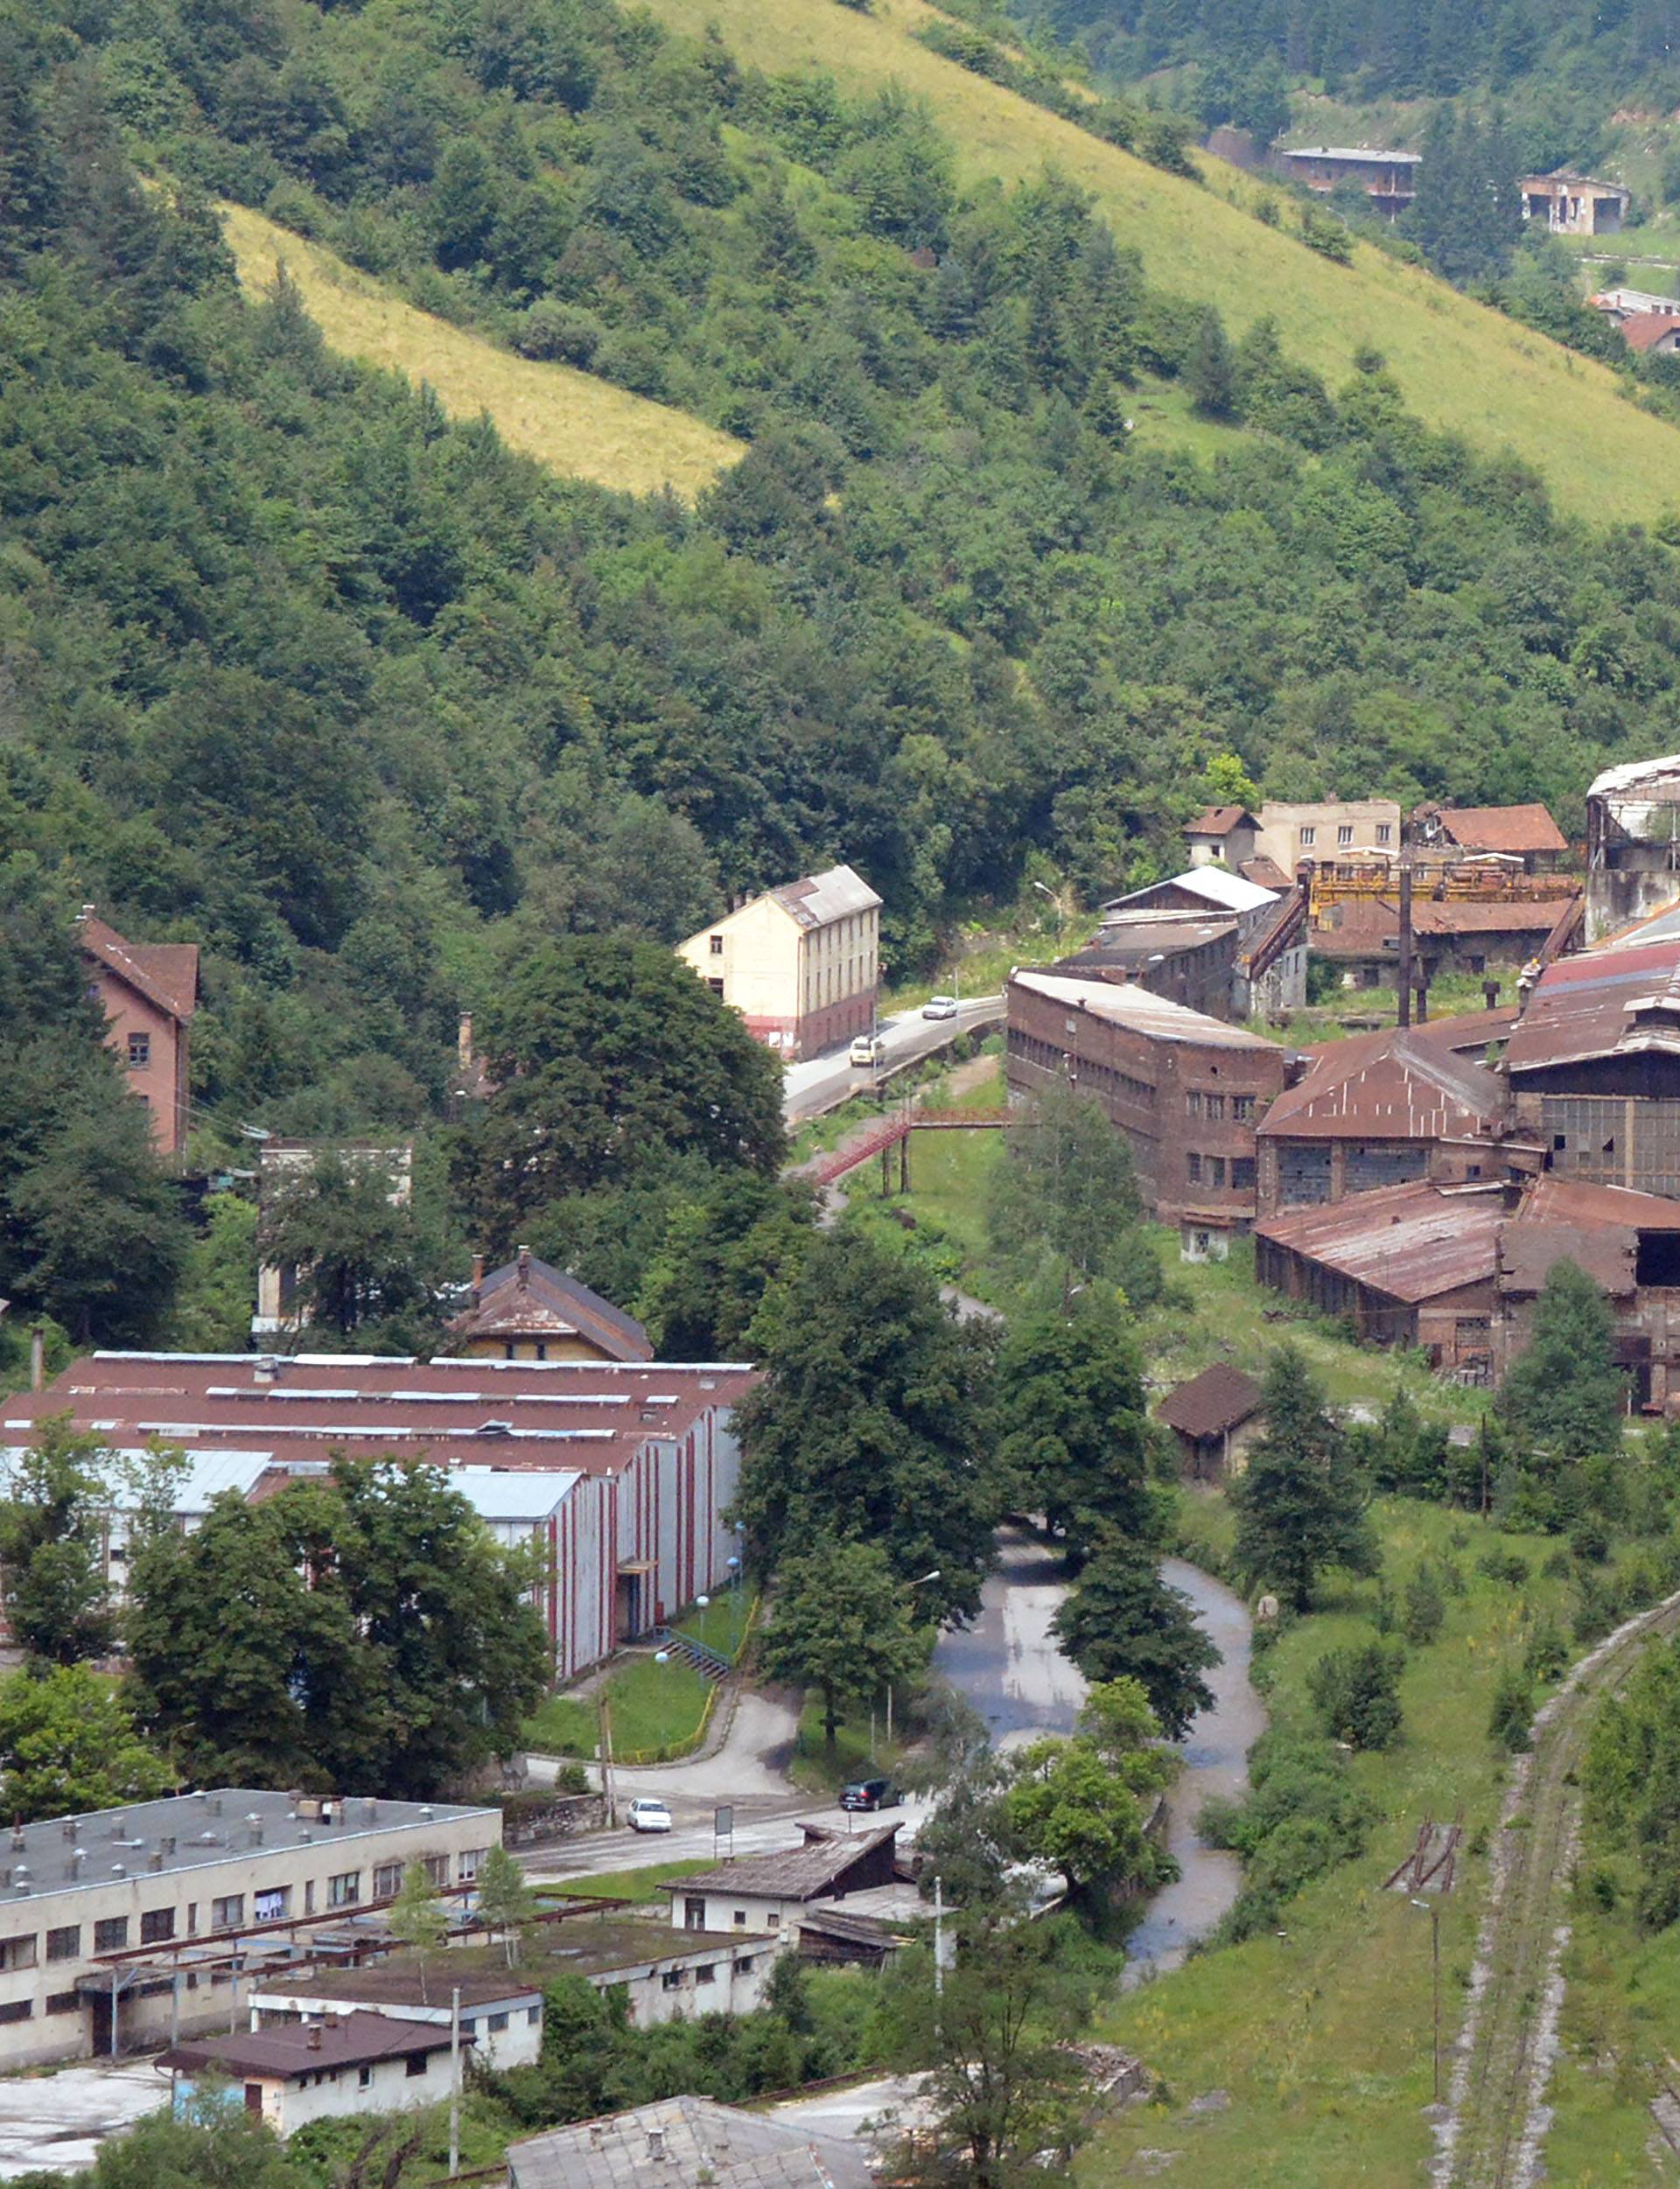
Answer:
660;1956;757;1991
1185;1092;1257;1122
1186;1153;1257;1192
1298;822;1392;850
1006;1031;1156;1109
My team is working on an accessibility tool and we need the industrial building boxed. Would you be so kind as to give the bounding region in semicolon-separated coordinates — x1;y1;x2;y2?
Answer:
4;1353;756;1680
0;1788;498;2070
676;864;882;1060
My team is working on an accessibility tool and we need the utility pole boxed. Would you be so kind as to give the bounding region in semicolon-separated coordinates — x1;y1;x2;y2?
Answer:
599;1689;617;1829
933;1874;945;2000
448;1984;462;2178
1397;810;1415;1031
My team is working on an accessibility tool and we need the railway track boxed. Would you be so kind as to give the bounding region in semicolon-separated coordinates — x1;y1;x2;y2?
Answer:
1438;1588;1680;2188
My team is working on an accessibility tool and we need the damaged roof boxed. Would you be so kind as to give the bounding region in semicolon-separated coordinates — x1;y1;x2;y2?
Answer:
1432;805;1568;856
1255;1182;1506;1303
1257;1025;1506;1142
663;1825;900;1902
1502;934;1680;1075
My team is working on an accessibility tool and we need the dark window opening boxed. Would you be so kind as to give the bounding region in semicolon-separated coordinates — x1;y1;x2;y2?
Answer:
1636;1232;1680;1286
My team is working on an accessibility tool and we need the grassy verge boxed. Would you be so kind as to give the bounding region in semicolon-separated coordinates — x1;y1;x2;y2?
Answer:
788;1696;906;1796
214;202;742;499
881;911;1102;1014
554;1860;716;1904
677;1592;754;1661
522;1652;714;1762
1079;1493;1642;2188
638;0;1680;526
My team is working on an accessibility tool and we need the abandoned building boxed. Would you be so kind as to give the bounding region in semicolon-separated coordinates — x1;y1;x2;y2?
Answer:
1310;895;1580;988
1005;970;1286;1255
676;864;881;1061
1156;1364;1265;1478
446;1246;654;1363
1521;171;1629;234
1255;1013;1517;1216
1412;804;1571;872
1585;754;1680;941
1275;145;1419;217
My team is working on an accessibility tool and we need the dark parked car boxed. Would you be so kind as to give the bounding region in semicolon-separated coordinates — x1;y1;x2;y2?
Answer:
839;1775;902;1813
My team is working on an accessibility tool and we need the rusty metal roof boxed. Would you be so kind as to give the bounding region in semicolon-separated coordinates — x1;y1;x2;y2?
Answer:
1496;1222;1635;1297
1255;1182;1506;1302
1433;805;1568;856
665;1826;900;1902
1257;1025;1505;1142
1521;1175;1680;1230
1312;898;1577;956
1502;934;1680;1074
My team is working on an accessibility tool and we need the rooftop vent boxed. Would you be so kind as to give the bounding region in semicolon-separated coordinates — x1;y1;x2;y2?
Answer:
648;2128;667;2162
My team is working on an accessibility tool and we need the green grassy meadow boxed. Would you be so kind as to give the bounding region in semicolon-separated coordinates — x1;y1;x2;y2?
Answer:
216;202;743;499
639;0;1680;526
522;1650;715;1761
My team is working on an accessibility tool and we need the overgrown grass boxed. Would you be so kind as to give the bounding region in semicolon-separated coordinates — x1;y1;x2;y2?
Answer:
677;1591;753;1660
556;1860;715;1904
1079;1494;1640;2187
1547;1857;1680;2185
638;0;1680;525
788;1696;905;1794
216;202;743;499
522;1651;714;1761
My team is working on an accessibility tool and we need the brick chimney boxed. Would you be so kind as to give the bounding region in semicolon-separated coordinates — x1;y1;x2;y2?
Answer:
29;1325;44;1393
516;1245;531;1293
471;1253;485;1308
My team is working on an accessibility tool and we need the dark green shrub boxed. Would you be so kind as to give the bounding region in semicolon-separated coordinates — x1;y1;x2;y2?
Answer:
1489;1663;1533;1752
1308;1641;1405;1752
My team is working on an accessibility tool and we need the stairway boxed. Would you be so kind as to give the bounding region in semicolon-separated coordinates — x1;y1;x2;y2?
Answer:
650;1626;732;1680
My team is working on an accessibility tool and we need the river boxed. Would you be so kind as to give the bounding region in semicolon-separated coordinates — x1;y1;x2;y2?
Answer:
932;1530;1265;1977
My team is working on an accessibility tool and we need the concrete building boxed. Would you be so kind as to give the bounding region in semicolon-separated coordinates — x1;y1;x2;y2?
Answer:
1252;800;1402;873
5;1353;758;1680
1092;867;1306;1018
676;864;881;1060
158;2011;466;2138
1256;1015;1516;1216
1156;1365;1264;1479
1586;754;1680;942
254;1140;412;1338
1054;914;1242;1021
1183;805;1260;869
1521;171;1629;234
253;1964;542;2068
667;1826;901;1942
447;1248;653;1364
0;1788;497;2070
78;916;199;1162
1004;971;1288;1256
508;2095;874;2189
1275;145;1419;217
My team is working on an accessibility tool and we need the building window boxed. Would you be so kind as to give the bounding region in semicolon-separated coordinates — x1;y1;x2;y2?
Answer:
1231;1157;1256;1191
528;2006;541;2025
458;1850;489;1884
1186;1153;1202;1184
1299;827;1316;848
140;1909;175;1945
732;1910;747;1927
1204;1094;1226;1121
0;2001;32;2024
45;1927;80;1963
1376;824;1392;844
127;1032;150;1068
211;1896;244;1932
1185;1091;1202;1118
766;1913;780;1930
1337;824;1354;846
696;1965;717;1986
327;1872;360;1910
423;1856;451;1889
94;1918;128;1954
683;1897;706;1931
373;1864;402;1900
710;934;724;955
1232;1094;1255;1121
662;1970;684;1991
707;977;724;997
358;2067;373;2089
488;2011;509;2032
406;2055;428;2078
253;1887;290;1924
737;1956;755;1974
1208;1157;1227;1188
45;1992;80;2016
0;1935;36;1972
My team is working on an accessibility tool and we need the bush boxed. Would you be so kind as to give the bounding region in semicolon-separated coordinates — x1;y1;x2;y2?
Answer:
1477;1548;1530;1587
1203;1727;1375;1941
1523;1615;1569;1682
1308;1640;1404;1752
1404;1563;1446;1646
1489;1662;1533;1752
518;300;606;365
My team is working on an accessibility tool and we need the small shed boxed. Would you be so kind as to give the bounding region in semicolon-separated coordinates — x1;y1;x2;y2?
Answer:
1157;1364;1264;1478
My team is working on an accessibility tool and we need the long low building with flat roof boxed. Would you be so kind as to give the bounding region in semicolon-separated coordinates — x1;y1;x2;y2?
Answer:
0;1787;498;2070
1005;969;1288;1256
4;1353;759;1678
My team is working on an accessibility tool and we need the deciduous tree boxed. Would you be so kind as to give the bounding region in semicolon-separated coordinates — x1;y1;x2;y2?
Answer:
756;1536;928;1744
1051;1533;1219;1737
0;1416;117;1665
0;1665;172;1821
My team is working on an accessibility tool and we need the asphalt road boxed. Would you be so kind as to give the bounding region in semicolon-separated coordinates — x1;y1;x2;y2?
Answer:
781;996;1002;1122
933;1527;1088;1748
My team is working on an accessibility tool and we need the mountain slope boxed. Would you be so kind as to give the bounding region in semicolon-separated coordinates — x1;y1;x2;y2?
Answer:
218;204;743;500
641;0;1680;528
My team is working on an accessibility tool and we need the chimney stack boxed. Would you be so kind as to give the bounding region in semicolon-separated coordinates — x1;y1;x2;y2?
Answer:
471;1253;485;1308
647;2128;667;2162
29;1325;44;1393
458;1012;474;1072
516;1245;531;1293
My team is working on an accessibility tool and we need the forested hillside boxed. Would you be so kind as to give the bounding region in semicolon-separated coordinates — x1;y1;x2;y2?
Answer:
4;0;1680;1339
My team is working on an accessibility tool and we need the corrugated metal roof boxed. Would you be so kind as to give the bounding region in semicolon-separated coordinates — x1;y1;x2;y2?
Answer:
1434;805;1568;856
1503;934;1680;1074
1257;1025;1505;1141
1587;753;1680;802
1521;1175;1680;1230
1011;971;1278;1051
1497;1222;1635;1297
665;1825;899;1900
1256;1182;1505;1302
770;864;881;928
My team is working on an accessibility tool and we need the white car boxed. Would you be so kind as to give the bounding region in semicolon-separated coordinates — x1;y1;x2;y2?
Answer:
921;995;960;1020
849;1034;886;1067
627;1799;673;1834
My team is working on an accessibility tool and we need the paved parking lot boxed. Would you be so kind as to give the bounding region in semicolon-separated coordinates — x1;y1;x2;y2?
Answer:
0;2059;164;2178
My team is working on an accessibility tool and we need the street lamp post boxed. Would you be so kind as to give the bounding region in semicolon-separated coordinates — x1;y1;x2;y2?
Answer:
1032;879;1063;954
726;1552;743;1655
1410;1897;1441;2103
886;1569;942;1750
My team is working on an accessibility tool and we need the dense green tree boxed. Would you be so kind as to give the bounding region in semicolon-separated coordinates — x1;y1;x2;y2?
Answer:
458;939;785;1246
995;1288;1158;1557
1051;1532;1219;1736
257;1148;441;1342
1307;1639;1404;1750
733;1231;998;1619
1004;1679;1173;1907
914;1745;1022;1915
757;1535;929;1743
0;1664;172;1821
1232;1345;1378;1611
635;1172;816;1360
988;1085;1160;1304
1499;1257;1626;1460
167;1192;259;1352
0;1416;117;1665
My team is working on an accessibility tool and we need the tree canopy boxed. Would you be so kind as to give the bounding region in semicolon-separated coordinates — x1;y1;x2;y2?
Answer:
1232;1345;1378;1612
1498;1257;1626;1461
757;1535;930;1743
